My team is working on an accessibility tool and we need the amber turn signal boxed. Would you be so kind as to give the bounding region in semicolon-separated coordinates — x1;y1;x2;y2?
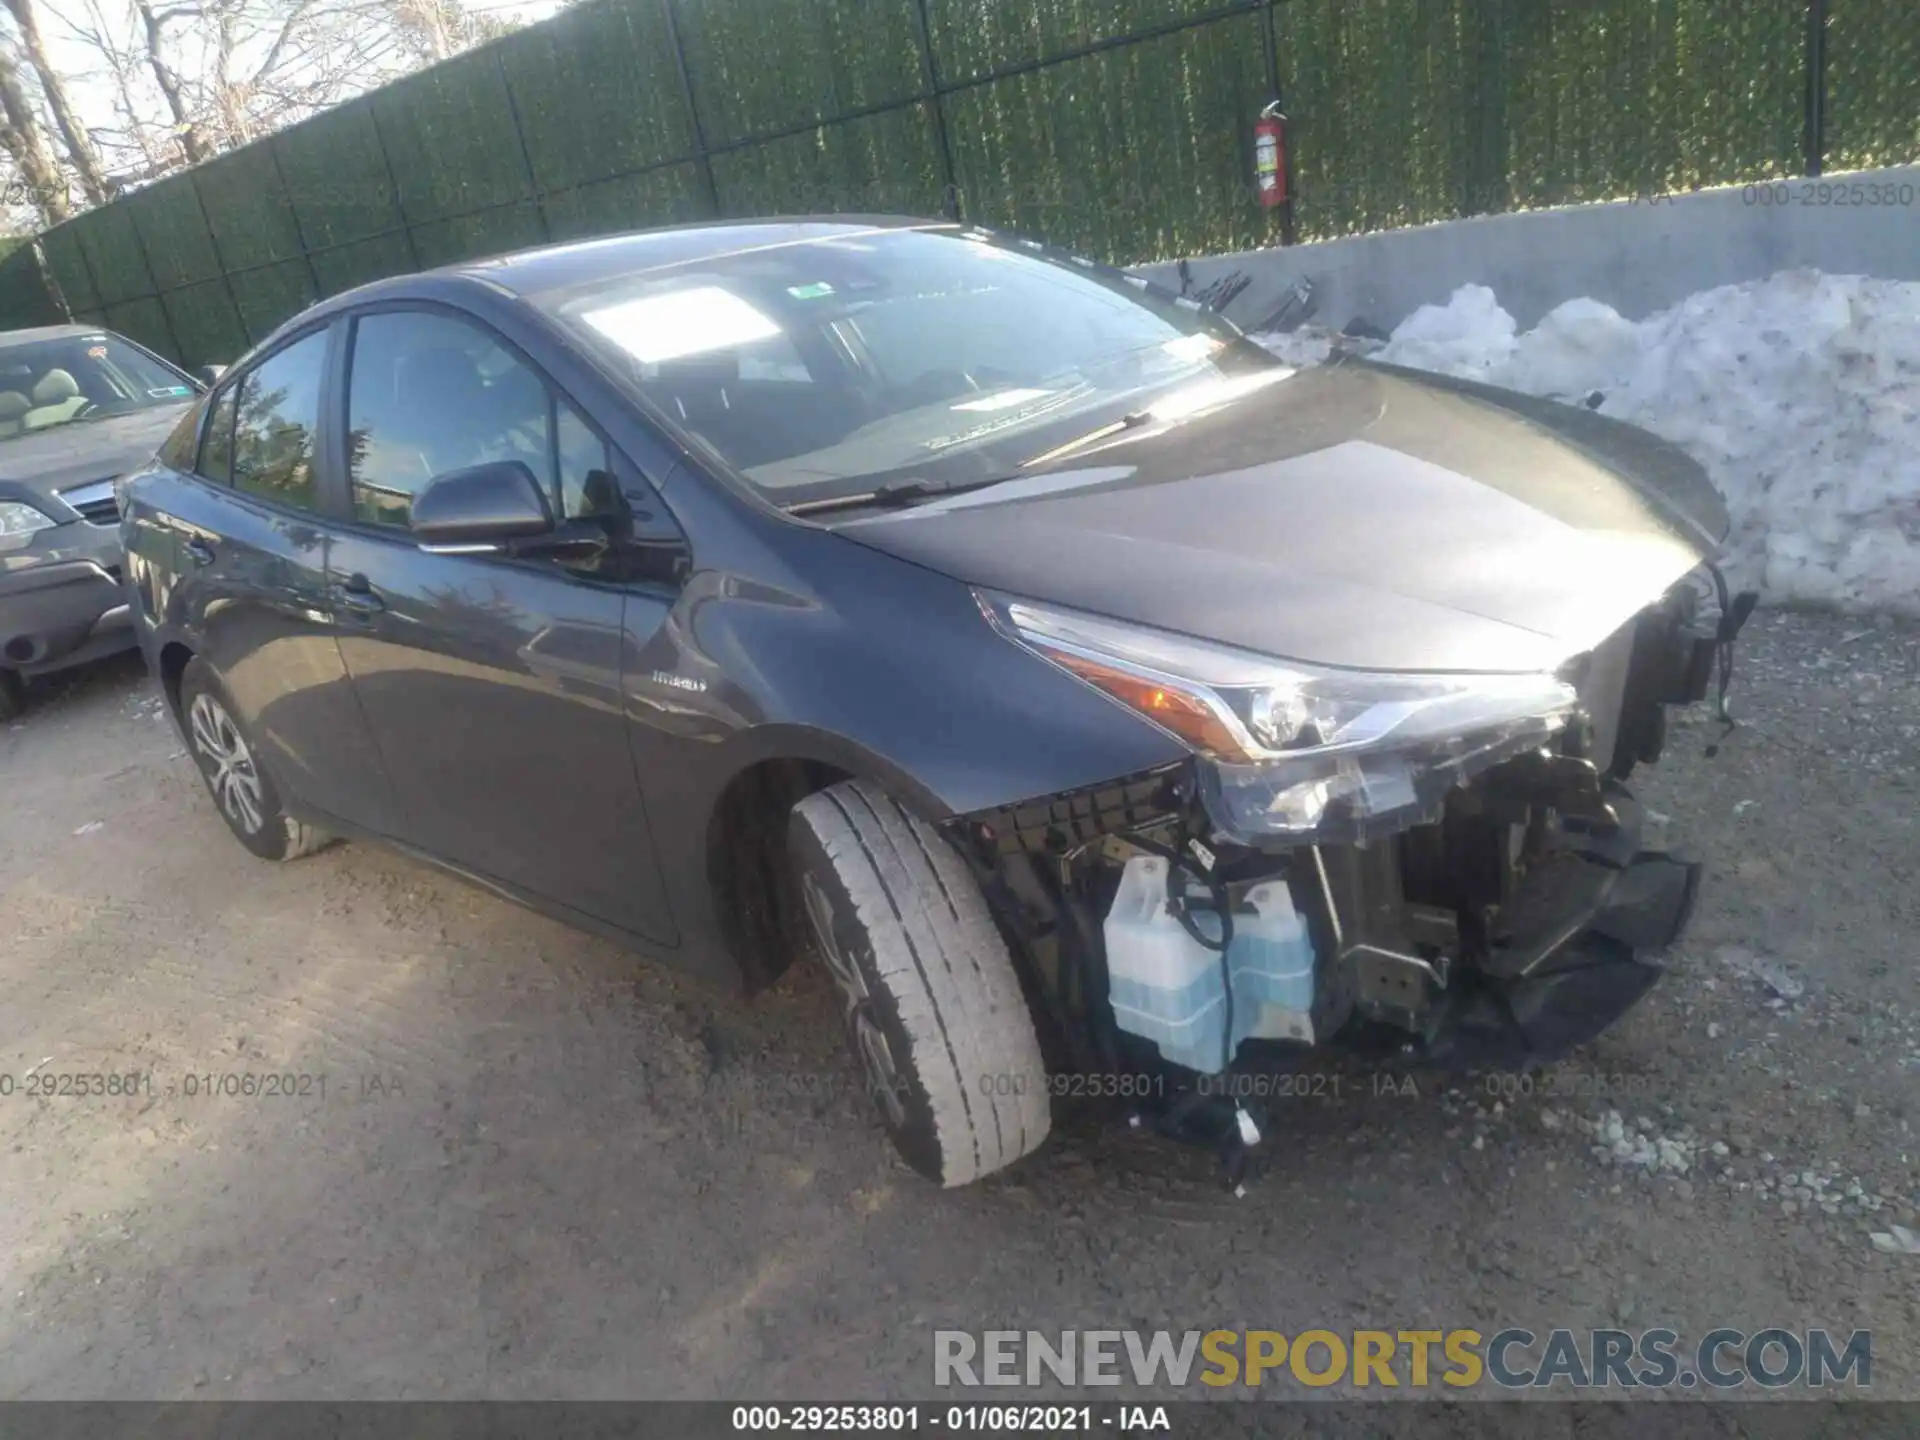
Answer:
1043;648;1249;759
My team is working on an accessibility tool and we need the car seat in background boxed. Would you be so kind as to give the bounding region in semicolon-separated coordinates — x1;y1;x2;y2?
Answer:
23;369;88;430
651;349;805;466
0;391;27;439
576;467;622;519
653;351;738;429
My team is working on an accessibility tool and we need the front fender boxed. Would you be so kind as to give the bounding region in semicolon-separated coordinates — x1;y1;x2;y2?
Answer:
625;510;1189;985
702;721;956;825
660;532;1189;817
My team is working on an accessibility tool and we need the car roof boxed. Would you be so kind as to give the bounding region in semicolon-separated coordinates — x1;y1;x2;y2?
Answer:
274;217;957;345
0;322;121;345
448;215;950;302
260;215;1040;355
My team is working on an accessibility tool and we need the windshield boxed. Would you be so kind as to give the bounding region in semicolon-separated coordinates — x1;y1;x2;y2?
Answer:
541;227;1278;506
0;331;196;441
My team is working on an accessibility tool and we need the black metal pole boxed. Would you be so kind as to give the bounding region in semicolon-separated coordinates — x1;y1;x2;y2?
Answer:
663;0;723;216
267;133;326;304
910;0;963;220
497;49;553;241
1803;0;1828;177
120;203;190;365
186;169;254;351
68;230;107;322
363;102;424;271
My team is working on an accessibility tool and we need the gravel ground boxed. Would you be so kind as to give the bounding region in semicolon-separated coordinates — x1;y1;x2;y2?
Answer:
1;608;1915;1405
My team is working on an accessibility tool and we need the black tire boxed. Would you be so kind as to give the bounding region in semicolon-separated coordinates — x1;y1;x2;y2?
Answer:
177;657;332;862
0;668;24;723
790;780;1051;1187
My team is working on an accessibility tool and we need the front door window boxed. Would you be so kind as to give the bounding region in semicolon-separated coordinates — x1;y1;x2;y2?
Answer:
346;311;613;529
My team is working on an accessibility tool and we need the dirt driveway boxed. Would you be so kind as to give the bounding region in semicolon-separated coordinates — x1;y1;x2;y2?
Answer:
2;609;1916;1404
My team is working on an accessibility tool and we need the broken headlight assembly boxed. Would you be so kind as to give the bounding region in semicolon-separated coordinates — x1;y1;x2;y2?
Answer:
979;592;1581;846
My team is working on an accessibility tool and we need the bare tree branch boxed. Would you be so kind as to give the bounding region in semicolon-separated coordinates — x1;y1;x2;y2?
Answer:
3;0;113;202
21;0;530;216
67;0;173;181
134;0;212;163
0;30;69;223
248;0;315;88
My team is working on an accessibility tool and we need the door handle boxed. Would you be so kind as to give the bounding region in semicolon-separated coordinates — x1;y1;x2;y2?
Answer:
184;537;216;567
333;575;386;615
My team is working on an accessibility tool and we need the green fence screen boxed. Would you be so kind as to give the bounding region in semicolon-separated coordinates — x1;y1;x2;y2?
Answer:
9;0;1915;368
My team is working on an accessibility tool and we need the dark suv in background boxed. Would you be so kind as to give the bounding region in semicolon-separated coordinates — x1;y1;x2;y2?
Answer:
0;325;202;718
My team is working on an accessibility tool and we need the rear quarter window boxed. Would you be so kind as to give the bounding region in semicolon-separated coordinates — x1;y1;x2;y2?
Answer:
198;385;239;485
157;398;205;471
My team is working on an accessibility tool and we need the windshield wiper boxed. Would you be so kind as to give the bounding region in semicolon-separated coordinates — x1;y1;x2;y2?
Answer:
1019;407;1153;470
61;404;145;429
783;474;1018;517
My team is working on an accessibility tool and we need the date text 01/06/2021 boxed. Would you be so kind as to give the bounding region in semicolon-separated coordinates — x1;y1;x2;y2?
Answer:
730;1406;1170;1432
0;1071;403;1099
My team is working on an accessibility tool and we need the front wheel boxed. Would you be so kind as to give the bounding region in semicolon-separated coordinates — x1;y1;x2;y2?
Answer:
0;669;24;723
790;780;1051;1187
177;657;332;862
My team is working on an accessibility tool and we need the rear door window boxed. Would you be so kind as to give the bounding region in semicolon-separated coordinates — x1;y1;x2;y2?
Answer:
197;385;239;485
157;399;205;471
231;331;327;511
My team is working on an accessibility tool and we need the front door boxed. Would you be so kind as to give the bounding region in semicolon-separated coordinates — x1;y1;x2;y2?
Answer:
323;306;678;946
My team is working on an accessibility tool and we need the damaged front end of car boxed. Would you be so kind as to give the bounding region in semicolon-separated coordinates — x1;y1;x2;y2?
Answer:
950;574;1745;1162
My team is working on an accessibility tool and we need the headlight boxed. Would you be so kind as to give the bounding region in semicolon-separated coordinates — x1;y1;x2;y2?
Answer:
980;593;1580;845
0;500;56;551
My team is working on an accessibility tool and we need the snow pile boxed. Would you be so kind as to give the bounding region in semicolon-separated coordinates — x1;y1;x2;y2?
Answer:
1370;282;1517;380
1501;296;1642;400
1252;327;1336;368
1262;270;1920;615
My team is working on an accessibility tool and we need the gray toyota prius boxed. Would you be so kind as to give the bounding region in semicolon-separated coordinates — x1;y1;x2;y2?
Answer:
0;324;201;717
120;219;1746;1186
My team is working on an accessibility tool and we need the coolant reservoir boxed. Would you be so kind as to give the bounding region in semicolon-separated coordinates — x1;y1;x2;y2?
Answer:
1227;880;1316;1048
1102;855;1230;1073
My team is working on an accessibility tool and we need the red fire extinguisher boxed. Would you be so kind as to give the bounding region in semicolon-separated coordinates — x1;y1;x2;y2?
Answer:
1253;101;1288;209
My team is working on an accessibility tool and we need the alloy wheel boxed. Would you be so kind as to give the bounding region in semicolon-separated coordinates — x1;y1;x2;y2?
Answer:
188;692;265;835
801;871;908;1126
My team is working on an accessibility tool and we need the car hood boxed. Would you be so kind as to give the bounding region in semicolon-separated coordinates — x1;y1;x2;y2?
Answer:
836;360;1729;673
0;405;190;507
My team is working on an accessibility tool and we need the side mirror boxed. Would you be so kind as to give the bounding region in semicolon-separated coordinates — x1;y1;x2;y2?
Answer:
412;460;554;554
197;364;227;387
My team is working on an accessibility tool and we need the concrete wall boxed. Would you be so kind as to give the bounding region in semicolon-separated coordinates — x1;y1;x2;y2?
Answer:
1139;165;1920;334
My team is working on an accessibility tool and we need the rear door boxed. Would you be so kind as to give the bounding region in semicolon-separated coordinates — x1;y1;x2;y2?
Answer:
321;305;678;945
144;325;403;834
